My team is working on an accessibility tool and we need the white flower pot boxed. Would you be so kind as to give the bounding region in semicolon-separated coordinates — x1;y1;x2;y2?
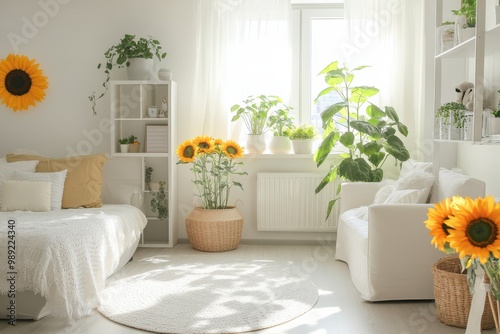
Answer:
488;117;500;136
246;134;266;154
291;139;314;154
269;136;292;154
120;144;129;153
127;58;154;80
458;27;475;43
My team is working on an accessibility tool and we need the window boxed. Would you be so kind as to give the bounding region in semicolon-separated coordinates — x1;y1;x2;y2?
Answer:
291;5;346;134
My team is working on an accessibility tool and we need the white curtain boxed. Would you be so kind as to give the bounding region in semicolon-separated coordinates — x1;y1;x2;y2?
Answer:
190;0;292;139
345;0;427;170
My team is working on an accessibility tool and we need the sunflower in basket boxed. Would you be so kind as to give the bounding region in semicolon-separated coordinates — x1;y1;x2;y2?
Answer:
176;136;247;209
425;196;500;326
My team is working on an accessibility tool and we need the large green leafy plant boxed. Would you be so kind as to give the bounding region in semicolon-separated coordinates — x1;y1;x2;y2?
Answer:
314;61;410;215
230;95;283;135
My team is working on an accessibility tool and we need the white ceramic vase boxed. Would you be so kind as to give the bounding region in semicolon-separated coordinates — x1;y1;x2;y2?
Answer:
246;134;266;154
127;58;154;80
488;117;500;136
291;139;314;154
120;144;129;153
269;136;292;154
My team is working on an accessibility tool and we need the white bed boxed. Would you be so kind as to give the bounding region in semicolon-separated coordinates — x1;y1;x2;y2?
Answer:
0;204;147;322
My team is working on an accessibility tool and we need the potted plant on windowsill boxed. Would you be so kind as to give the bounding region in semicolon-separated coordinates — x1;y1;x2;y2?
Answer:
88;34;167;115
267;104;295;154
230;95;283;154
289;124;318;154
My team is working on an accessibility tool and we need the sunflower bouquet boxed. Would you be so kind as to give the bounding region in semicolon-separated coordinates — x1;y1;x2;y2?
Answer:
425;196;500;301
176;136;247;210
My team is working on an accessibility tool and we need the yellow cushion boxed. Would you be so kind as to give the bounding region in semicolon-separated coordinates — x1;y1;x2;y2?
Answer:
6;153;107;209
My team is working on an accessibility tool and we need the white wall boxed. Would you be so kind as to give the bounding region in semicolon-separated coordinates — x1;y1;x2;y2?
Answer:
0;0;338;243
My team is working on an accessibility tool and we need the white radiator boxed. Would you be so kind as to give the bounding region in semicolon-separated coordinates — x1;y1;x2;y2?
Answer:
257;173;339;232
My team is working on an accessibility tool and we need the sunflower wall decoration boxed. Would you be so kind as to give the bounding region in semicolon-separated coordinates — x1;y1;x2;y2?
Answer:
0;54;48;112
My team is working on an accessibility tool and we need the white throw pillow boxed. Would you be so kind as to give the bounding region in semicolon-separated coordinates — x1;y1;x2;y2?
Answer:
399;159;433;178
436;168;486;202
373;179;396;204
0;160;39;205
1;180;51;212
394;170;435;203
384;189;427;204
13;170;68;210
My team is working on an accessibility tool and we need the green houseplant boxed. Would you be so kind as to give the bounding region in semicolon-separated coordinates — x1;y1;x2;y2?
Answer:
267;104;295;154
230;95;284;154
452;0;476;28
436;102;467;140
289;124;318;154
150;181;168;220
89;34;167;115
313;61;409;217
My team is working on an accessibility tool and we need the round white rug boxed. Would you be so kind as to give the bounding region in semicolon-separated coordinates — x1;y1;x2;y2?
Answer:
98;253;318;334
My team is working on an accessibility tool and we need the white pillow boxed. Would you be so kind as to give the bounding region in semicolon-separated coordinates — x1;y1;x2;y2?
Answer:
394;170;435;203
399;159;433;178
384;189;427;204
13;170;68;210
435;168;486;202
1;180;51;212
0;160;39;205
373;179;396;204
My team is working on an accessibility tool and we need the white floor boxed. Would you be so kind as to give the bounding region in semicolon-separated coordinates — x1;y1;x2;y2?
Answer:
0;243;496;334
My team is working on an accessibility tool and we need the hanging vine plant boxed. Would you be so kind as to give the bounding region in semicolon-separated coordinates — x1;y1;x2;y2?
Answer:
0;54;48;111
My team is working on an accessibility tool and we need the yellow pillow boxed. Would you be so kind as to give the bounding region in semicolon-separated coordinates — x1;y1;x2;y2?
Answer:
6;153;107;209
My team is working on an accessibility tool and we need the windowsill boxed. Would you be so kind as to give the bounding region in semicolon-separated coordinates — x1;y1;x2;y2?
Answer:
242;152;341;159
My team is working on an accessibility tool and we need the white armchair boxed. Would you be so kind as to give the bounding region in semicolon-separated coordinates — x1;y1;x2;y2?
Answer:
335;167;486;301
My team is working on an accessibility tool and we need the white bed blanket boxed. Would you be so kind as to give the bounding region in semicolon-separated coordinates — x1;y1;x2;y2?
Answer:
0;204;147;322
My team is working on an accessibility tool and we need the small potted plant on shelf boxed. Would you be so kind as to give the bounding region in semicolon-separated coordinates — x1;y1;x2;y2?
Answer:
489;89;500;136
127;135;140;153
150;181;168;220
118;137;130;153
267;104;295;154
230;95;283;154
145;166;153;191
88;34;167;115
289;124;317;154
436;102;467;140
452;0;476;42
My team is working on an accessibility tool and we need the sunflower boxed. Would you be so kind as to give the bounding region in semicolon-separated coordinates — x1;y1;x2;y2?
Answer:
446;196;500;265
425;197;455;251
221;140;244;158
176;139;197;163
0;54;48;111
213;138;224;147
193;136;215;154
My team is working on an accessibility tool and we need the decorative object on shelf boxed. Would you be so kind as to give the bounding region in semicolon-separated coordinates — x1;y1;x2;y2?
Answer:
147;106;158;118
88;34;167;115
267;104;295;154
230;95;287;154
452;0;476;43
144;166;153;191
118;137;130;153
0;54;48;112
314;61;409;218
455;81;475;111
160;96;168;118
145;124;168;153
289;124;317;154
157;68;172;81
176;136;247;252
150;181;168;220
127;135;140;153
436;102;467;140
424;196;500;332
436;22;457;54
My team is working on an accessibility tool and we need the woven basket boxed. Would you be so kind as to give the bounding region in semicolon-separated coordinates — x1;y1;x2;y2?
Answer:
433;255;495;329
185;206;243;252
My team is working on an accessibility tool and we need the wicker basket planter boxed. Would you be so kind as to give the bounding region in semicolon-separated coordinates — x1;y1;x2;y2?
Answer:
185;206;243;252
432;255;495;329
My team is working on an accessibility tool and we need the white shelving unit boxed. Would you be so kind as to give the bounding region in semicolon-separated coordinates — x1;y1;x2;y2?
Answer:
110;80;178;247
432;1;500;169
